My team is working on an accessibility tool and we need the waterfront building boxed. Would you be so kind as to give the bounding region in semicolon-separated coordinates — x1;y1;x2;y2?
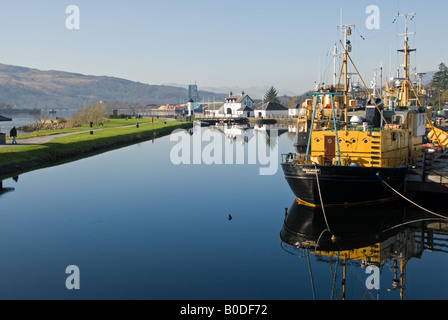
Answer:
221;91;254;118
254;101;289;118
203;91;254;118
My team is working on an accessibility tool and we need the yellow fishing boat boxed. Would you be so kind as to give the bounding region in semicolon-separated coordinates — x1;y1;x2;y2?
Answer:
282;15;430;207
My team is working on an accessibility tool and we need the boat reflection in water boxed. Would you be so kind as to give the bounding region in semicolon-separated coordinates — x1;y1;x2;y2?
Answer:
281;200;448;300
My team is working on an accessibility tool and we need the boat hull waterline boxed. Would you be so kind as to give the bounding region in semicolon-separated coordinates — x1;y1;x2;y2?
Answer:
281;163;408;207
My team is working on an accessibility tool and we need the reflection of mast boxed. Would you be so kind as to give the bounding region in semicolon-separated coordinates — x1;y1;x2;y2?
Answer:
401;259;407;300
281;198;448;300
342;261;347;300
388;258;407;300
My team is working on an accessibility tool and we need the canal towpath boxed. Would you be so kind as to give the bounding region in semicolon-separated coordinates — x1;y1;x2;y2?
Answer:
0;120;175;149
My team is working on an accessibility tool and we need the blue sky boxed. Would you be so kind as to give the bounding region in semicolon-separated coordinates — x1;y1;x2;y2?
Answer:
0;0;446;96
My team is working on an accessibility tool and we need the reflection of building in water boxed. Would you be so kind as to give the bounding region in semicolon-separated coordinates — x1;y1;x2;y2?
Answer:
281;200;448;300
208;124;290;146
253;124;288;138
224;125;254;144
210;124;255;144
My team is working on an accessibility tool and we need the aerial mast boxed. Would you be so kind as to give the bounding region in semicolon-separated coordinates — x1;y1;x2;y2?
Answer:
397;12;416;107
328;43;340;87
337;23;355;124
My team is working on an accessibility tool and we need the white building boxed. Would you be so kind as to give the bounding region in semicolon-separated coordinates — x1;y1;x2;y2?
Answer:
221;92;254;118
236;106;254;118
254;102;289;118
204;102;224;118
288;105;300;117
187;99;194;116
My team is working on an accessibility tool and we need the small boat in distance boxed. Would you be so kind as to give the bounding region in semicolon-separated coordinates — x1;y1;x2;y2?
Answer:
282;15;431;208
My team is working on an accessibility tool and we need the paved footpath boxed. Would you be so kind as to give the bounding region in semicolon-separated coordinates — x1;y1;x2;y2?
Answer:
0;121;168;149
0;132;82;149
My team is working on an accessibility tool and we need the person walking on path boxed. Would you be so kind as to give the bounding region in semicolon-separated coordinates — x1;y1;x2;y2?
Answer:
10;127;17;145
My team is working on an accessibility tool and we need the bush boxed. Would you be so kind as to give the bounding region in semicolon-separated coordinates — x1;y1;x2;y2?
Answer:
72;103;109;126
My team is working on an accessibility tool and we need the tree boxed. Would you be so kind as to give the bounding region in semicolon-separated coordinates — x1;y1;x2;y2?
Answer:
264;86;280;103
69;103;108;127
287;96;300;108
431;62;448;91
428;63;448;109
443;89;448;105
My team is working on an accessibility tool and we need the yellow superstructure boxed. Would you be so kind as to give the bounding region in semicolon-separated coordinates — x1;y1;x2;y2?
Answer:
307;111;424;168
297;16;429;169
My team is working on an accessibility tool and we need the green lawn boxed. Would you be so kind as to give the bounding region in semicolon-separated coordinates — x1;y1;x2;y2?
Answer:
13;117;161;139
0;120;192;178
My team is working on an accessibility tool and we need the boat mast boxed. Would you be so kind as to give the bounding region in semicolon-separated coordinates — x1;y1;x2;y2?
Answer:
338;23;354;124
397;12;416;107
328;43;340;87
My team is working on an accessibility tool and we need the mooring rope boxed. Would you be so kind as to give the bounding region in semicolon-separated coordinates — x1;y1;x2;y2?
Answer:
377;173;448;220
383;218;447;233
306;249;317;300
315;164;333;235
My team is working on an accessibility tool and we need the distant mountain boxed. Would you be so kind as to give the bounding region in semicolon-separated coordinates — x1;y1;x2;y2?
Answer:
421;71;436;86
0;64;227;109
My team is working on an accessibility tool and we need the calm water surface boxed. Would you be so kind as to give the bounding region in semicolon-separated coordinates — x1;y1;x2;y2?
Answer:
0;124;447;300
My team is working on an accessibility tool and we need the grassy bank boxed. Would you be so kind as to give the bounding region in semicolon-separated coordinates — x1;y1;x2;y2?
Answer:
0;120;192;178
13;118;156;139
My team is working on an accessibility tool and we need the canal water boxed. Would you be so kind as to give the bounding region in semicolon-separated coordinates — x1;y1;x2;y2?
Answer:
0;110;75;135
0;123;447;300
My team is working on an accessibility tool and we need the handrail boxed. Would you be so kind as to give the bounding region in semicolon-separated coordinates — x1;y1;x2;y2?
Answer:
281;153;411;167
